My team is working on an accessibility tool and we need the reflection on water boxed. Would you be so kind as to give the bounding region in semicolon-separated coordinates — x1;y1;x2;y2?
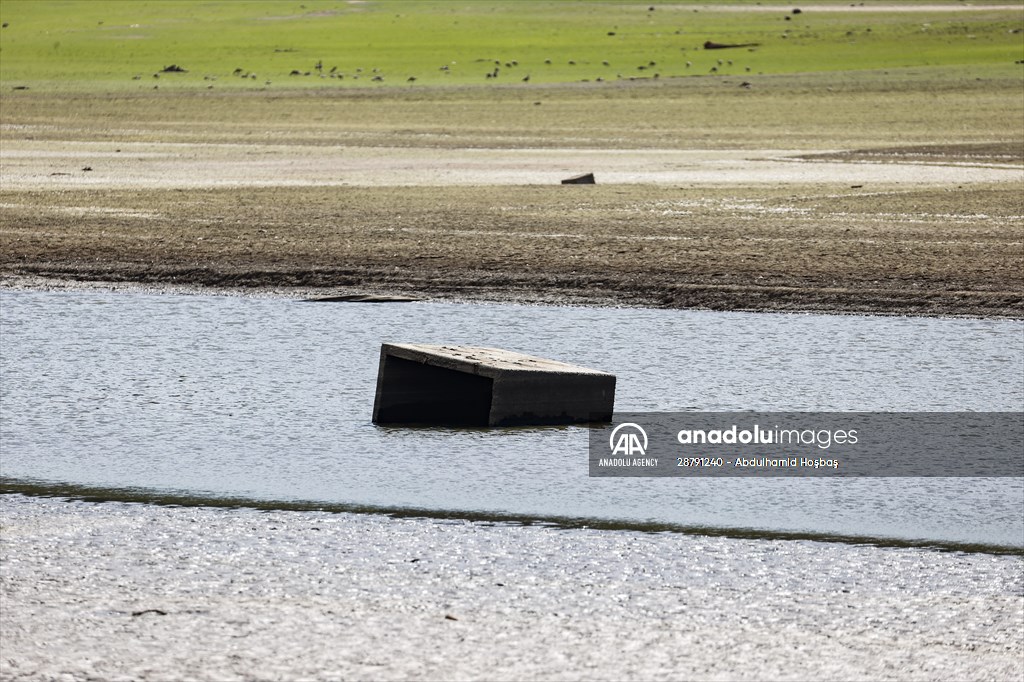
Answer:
1;290;1022;548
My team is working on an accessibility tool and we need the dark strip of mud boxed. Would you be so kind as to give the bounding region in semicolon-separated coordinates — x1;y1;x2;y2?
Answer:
4;266;1021;318
2;184;1021;318
4;481;1021;555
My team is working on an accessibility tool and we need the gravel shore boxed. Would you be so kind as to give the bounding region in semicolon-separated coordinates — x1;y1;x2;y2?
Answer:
1;494;1021;681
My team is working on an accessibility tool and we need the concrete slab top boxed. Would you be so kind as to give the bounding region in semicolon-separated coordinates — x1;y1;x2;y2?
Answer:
382;343;613;378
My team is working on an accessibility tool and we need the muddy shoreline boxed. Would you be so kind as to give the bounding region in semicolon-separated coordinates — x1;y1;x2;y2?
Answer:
2;268;1021;319
3;181;1021;318
2;90;1021;319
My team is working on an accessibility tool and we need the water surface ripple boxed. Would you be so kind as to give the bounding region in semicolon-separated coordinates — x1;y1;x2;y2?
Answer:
1;290;1021;549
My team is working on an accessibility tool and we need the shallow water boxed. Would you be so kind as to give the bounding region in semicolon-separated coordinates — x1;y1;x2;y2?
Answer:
1;289;1022;548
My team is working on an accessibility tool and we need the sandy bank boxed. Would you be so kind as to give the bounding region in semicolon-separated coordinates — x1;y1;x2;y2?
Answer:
1;494;1021;681
2;142;1020;190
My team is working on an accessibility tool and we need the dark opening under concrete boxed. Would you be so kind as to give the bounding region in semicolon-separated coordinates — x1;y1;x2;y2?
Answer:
372;343;616;427
372;355;494;426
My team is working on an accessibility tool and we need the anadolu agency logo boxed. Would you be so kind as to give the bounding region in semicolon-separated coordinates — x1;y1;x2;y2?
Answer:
609;422;648;456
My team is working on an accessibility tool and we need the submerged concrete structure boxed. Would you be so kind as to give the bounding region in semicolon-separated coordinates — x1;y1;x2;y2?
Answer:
372;343;615;427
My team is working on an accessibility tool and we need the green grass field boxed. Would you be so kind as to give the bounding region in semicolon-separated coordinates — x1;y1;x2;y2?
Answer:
1;0;1022;91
